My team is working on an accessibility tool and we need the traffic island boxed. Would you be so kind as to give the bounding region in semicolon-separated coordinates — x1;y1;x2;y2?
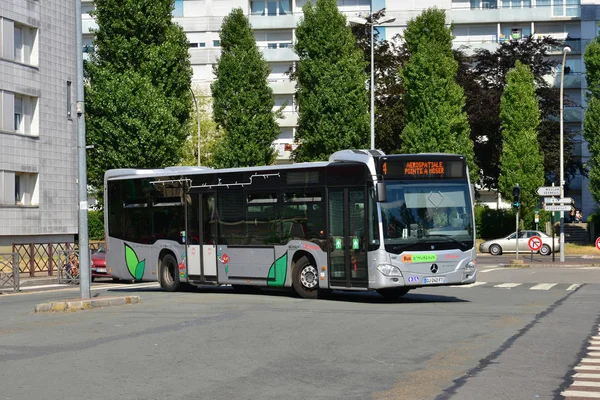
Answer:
34;295;141;313
505;259;530;268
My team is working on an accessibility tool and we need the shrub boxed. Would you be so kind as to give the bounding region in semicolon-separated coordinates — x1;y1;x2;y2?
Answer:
88;210;105;241
475;204;516;239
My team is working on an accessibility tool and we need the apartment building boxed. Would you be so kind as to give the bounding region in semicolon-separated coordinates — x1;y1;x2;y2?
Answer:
80;0;597;216
0;1;78;246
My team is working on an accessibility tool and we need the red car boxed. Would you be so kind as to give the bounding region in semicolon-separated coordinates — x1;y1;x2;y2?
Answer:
91;245;112;281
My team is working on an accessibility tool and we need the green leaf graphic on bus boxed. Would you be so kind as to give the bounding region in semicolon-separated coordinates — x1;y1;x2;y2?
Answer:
124;243;145;281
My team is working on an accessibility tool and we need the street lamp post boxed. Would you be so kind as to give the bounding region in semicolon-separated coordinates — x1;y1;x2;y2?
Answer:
559;46;571;262
349;9;395;150
189;88;201;166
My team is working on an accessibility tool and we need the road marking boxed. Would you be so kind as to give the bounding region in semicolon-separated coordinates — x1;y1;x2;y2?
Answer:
570;381;600;388
567;284;581;291
588;347;600;351
18;284;69;290
493;283;522;289
478;268;503;273
530;283;558;290
561;390;600;398
581;358;600;363
573;373;600;379
448;282;487;288
576;366;600;371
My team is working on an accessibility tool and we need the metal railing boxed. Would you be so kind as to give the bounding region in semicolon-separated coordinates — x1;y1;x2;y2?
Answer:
0;253;20;292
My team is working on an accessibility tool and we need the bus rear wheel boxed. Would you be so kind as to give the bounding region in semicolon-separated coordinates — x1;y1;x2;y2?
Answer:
376;288;410;301
160;253;181;292
293;256;319;299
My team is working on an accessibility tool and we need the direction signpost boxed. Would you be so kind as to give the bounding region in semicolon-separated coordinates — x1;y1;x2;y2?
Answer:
537;185;564;263
543;205;572;212
544;197;573;204
537;186;561;196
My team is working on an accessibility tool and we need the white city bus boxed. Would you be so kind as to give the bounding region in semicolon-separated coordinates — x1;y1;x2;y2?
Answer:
104;149;476;299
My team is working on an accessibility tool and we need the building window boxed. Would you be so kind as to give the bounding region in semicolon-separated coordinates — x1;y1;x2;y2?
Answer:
189;43;198;48
213;40;220;47
251;0;291;16
14;26;23;61
12;23;38;66
0;171;38;206
4;92;39;136
14;95;23;133
173;0;183;17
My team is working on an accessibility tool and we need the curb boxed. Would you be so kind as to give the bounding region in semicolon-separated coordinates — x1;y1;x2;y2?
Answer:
34;295;141;313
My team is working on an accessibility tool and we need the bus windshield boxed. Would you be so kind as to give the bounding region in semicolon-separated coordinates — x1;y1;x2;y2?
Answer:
381;182;474;253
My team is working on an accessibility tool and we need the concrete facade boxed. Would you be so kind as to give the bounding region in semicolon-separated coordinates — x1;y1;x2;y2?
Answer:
0;0;78;246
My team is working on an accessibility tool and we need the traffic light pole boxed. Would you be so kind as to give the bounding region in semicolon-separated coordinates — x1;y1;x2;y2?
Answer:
515;208;519;261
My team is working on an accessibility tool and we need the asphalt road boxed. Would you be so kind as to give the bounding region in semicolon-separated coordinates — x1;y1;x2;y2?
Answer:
1;269;599;400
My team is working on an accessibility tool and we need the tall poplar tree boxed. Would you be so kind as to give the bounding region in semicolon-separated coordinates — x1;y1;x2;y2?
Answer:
292;0;369;162
399;8;478;183
85;0;193;195
583;38;600;203
498;61;545;221
211;8;281;168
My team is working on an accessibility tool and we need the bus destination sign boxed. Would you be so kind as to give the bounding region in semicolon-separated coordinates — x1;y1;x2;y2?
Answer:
380;159;464;180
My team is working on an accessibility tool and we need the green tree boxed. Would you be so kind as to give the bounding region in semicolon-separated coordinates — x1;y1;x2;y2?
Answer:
292;0;369;161
584;39;600;203
211;8;281;168
498;61;545;223
399;8;477;183
85;0;193;198
456;36;583;190
180;90;222;167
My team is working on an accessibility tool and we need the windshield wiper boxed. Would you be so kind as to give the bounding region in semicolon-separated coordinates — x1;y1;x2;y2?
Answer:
423;234;470;250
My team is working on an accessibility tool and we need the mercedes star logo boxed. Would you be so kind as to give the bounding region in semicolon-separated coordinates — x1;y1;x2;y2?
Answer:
430;264;438;273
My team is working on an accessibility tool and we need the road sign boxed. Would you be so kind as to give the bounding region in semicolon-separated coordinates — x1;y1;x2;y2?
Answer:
596;237;600;251
544;197;573;204
544;205;572;212
528;236;543;251
537;186;561;196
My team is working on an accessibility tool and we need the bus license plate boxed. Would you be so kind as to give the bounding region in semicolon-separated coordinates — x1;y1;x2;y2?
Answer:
423;277;446;284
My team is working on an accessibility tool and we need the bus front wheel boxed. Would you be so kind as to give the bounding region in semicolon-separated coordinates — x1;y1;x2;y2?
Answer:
160;253;181;292
293;256;319;299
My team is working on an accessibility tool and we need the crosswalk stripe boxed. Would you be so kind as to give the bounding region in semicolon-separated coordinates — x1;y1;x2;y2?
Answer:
561;390;600;398
530;283;558;290
570;381;600;388
574;373;600;379
588;347;600;351
494;283;522;289
576;366;600;371
581;358;600;363
567;284;581;291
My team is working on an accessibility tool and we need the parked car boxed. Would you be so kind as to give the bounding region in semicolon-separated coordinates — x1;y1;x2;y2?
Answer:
479;230;559;256
91;245;112;280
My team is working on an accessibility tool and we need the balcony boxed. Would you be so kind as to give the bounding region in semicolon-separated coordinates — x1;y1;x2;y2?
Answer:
450;4;580;24
270;80;295;94
544;72;582;89
260;45;298;63
278;111;298;127
249;14;297;30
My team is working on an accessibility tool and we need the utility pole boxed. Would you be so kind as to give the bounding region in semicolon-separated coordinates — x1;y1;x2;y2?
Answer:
75;0;90;299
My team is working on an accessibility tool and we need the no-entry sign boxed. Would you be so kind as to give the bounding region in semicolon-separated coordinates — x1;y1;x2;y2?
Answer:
596;237;600;251
528;236;543;252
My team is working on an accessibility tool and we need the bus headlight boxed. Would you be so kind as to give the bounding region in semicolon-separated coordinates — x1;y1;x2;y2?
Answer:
465;261;476;273
377;264;402;277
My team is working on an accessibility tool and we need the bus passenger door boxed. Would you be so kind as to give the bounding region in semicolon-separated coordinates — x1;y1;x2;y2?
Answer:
328;188;368;288
187;193;217;280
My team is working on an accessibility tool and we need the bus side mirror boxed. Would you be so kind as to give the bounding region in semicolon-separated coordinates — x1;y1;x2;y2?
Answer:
376;182;387;202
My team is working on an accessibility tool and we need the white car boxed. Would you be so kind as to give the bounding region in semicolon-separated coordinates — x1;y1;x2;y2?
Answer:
479;230;559;256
